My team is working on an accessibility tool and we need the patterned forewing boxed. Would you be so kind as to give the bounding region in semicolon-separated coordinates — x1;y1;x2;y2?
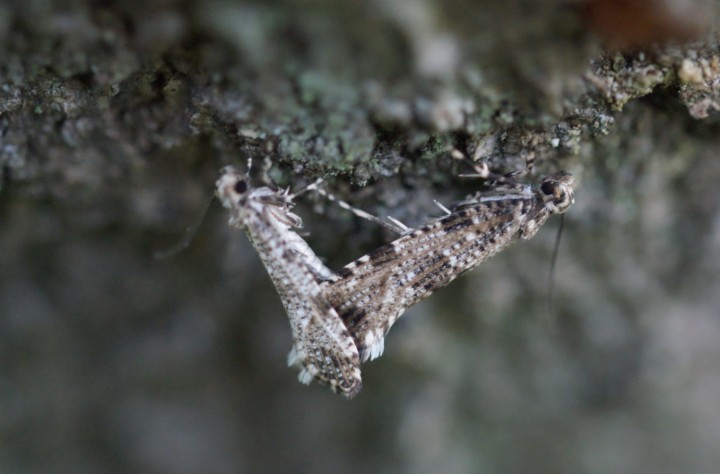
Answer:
247;205;362;396
323;196;545;361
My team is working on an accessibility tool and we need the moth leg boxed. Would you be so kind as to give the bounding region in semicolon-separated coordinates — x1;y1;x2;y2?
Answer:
308;183;407;235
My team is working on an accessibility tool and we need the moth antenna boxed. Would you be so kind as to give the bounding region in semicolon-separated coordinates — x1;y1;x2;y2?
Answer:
546;213;566;321
153;196;216;260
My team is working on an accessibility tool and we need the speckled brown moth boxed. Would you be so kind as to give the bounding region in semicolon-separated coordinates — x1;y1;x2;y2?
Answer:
216;166;362;397
320;172;576;362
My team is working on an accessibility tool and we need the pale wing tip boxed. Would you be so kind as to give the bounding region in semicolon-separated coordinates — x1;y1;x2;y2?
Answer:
360;332;385;362
288;348;318;385
297;368;315;385
286;346;301;368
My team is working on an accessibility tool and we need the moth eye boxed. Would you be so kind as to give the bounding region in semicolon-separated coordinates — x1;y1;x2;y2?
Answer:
234;180;248;194
540;181;555;196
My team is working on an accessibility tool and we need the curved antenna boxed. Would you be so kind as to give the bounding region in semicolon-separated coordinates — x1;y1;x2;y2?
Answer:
546;213;566;320
153;196;217;260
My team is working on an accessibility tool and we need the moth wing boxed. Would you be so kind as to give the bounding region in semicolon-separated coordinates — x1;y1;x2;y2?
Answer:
325;266;406;362
285;290;362;398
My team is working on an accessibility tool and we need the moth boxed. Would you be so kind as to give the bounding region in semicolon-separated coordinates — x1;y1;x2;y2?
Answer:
216;166;362;397
320;172;576;362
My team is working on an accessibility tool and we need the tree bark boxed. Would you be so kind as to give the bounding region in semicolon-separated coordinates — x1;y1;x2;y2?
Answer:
2;1;720;473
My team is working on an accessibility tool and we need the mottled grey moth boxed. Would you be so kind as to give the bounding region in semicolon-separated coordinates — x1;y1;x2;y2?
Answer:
216;166;362;397
321;172;576;362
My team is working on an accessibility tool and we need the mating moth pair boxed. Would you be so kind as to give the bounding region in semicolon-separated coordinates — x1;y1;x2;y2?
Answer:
216;164;575;398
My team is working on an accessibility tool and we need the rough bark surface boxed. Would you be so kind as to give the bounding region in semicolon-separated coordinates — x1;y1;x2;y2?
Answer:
2;1;720;473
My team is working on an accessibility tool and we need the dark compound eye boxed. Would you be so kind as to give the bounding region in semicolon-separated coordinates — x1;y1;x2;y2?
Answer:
234;180;248;194
540;180;555;196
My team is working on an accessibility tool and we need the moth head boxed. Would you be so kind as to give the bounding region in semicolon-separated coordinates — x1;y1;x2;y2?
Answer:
539;171;575;215
215;166;302;227
216;166;251;209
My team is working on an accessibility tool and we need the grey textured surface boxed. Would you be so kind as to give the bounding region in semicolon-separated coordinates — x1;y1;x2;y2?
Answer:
2;1;720;473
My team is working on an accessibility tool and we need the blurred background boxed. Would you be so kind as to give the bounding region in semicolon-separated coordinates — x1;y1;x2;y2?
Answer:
2;1;720;473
